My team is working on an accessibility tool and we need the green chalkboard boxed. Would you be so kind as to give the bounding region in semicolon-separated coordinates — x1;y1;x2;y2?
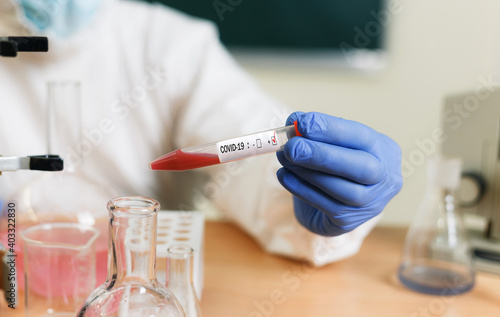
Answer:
142;0;385;51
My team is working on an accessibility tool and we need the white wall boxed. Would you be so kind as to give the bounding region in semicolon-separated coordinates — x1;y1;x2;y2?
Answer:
238;0;500;226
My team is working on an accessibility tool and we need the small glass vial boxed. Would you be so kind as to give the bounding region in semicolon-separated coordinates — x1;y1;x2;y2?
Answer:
398;156;475;295
78;196;185;317
166;245;202;317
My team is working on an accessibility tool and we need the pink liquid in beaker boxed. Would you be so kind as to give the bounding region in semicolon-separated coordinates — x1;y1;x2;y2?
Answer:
0;219;109;293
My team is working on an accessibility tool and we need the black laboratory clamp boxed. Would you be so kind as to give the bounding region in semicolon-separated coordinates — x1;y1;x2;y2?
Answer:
0;36;48;57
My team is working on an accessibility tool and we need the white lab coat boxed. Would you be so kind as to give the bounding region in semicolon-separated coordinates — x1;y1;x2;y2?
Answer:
0;0;377;266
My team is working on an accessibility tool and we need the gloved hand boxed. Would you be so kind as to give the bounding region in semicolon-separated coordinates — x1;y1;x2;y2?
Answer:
276;112;403;236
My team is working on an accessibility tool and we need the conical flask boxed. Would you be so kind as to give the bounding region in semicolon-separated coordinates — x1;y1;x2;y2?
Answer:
0;81;115;289
166;245;202;317
78;196;186;317
398;156;475;295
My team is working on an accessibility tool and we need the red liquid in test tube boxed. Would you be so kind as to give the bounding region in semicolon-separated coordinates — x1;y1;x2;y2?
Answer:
149;122;302;171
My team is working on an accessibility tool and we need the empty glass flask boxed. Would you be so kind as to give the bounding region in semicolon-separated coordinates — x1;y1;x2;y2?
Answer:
398;156;475;295
77;196;185;317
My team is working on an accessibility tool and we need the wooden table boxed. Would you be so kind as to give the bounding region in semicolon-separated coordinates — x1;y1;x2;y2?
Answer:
201;222;500;317
2;222;500;316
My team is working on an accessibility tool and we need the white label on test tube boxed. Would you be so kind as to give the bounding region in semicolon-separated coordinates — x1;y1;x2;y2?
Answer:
216;130;283;163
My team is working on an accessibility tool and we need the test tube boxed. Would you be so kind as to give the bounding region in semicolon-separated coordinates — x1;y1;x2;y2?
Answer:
150;122;302;171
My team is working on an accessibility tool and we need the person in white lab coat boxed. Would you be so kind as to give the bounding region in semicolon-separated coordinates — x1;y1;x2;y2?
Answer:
0;0;402;265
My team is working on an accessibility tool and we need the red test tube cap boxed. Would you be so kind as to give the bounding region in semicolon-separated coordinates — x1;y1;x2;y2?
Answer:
293;121;303;137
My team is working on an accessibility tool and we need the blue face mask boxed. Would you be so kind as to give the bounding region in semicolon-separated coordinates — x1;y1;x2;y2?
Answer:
16;0;102;39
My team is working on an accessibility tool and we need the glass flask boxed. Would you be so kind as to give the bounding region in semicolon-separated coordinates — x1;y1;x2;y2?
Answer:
78;196;185;317
398;156;475;295
0;81;114;289
166;245;202;317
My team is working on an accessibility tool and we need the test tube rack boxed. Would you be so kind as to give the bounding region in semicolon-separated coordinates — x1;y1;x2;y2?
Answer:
155;211;204;299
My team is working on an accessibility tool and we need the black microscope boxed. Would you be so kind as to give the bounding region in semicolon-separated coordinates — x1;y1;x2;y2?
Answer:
0;36;63;174
0;37;63;304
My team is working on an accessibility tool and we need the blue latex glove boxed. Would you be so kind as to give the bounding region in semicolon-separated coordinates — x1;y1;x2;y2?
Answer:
276;112;403;236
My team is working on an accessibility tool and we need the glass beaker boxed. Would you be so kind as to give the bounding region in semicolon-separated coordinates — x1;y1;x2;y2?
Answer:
0;81;114;290
166;245;202;317
77;196;185;317
398;156;475;295
21;223;99;316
